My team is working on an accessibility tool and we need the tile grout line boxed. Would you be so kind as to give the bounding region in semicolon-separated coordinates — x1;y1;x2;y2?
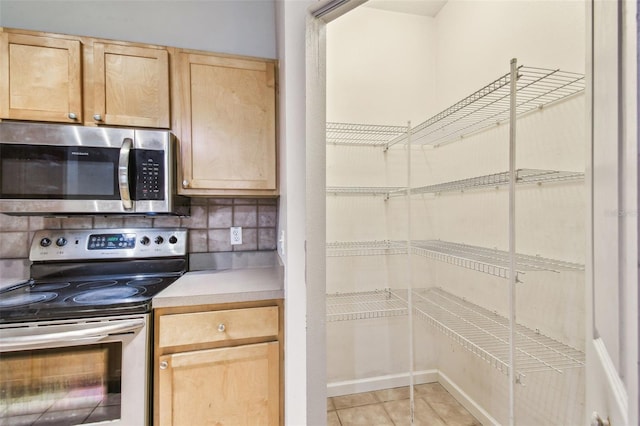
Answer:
422;397;451;426
378;399;398;426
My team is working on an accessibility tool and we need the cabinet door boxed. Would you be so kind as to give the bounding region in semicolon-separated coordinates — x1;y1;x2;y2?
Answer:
158;342;280;426
0;32;82;123
93;43;169;128
175;52;277;196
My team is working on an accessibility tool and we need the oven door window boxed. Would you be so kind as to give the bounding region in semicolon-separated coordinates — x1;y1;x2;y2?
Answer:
0;343;122;425
0;144;119;199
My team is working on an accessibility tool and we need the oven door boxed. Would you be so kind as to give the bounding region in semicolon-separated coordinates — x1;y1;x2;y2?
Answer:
0;314;149;426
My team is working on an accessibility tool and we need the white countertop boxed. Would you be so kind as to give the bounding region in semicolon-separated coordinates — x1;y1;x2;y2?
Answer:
152;265;284;308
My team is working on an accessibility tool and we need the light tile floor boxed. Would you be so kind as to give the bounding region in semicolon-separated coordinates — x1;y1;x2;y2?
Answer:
327;383;482;426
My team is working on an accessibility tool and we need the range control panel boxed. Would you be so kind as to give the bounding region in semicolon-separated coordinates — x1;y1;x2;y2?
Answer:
30;228;187;261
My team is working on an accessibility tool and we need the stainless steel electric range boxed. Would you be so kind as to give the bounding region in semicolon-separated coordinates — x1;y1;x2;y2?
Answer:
0;228;187;426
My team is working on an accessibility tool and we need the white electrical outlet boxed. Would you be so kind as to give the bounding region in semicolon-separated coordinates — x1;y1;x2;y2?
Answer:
230;227;242;245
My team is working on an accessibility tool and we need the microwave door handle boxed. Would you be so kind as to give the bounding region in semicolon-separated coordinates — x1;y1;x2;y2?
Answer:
119;138;134;210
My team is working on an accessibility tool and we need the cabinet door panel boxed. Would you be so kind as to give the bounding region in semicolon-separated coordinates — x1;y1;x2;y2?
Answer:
93;43;169;128
0;33;81;123
158;342;279;426
177;52;276;194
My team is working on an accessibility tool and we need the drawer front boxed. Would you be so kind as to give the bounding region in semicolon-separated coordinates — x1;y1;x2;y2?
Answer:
158;306;278;348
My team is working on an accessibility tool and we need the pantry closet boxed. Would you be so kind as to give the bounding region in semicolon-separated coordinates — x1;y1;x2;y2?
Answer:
325;2;586;425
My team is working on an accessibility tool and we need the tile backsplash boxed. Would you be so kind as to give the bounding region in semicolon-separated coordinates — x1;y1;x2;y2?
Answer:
0;198;278;261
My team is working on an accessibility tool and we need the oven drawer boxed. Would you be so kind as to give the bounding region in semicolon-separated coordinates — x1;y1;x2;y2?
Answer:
158;306;278;348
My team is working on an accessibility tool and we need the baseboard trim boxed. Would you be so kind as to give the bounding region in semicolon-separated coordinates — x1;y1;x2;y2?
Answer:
327;369;500;425
437;371;499;425
327;369;438;397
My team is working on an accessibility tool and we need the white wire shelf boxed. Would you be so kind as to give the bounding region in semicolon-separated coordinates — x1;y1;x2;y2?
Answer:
326;240;408;257
412;240;584;278
326;186;408;197
326;289;408;322
326;287;585;383
411;287;585;384
326;240;584;275
326;122;407;146
386;66;585;148
411;169;584;195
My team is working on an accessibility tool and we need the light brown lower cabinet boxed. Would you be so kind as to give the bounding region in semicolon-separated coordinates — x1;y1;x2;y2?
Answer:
154;301;283;426
158;342;279;425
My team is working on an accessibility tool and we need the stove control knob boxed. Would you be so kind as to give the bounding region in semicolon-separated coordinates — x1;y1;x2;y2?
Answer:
169;236;178;244
140;236;150;246
56;237;67;247
154;236;164;245
40;237;52;247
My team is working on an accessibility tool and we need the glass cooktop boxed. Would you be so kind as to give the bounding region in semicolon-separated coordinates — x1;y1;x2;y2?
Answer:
0;273;182;323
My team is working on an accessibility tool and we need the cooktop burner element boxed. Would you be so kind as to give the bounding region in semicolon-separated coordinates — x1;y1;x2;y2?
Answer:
0;228;187;324
0;291;58;309
77;280;118;289
127;277;164;286
30;282;71;291
73;286;142;305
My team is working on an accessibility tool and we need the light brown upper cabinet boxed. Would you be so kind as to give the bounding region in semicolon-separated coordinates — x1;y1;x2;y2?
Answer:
173;50;277;196
92;43;169;128
0;32;82;123
0;29;170;128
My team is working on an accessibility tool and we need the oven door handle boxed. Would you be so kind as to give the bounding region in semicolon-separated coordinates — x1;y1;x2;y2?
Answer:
119;137;134;211
0;319;145;351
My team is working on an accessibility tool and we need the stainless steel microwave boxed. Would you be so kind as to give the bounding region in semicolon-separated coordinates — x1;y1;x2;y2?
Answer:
0;122;188;215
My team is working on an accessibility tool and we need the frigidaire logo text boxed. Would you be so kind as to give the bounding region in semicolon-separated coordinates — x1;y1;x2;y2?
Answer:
71;152;89;156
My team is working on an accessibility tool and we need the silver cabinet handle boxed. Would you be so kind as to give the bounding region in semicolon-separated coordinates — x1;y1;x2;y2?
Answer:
119;138;134;210
182;180;189;188
68;112;77;120
160;361;168;370
93;114;103;121
217;323;226;332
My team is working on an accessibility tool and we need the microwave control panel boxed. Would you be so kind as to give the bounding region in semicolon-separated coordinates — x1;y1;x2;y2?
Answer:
133;150;165;200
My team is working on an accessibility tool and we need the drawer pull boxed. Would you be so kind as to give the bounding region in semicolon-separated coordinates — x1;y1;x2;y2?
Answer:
160;361;168;370
217;323;226;333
